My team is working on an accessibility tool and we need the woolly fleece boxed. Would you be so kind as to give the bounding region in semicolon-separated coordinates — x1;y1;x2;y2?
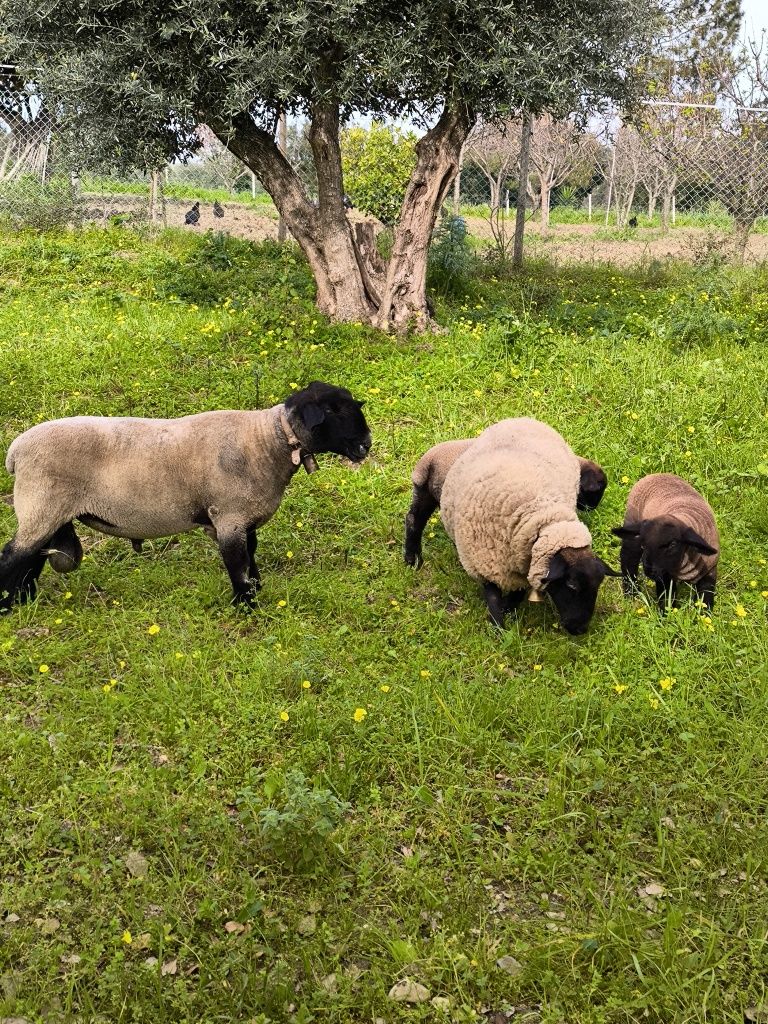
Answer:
440;417;592;591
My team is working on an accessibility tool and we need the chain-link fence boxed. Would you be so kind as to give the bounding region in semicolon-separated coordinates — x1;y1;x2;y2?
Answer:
3;63;768;264
456;101;768;263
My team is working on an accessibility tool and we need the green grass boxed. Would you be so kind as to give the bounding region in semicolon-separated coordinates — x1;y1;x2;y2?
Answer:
1;227;768;1023
80;174;276;208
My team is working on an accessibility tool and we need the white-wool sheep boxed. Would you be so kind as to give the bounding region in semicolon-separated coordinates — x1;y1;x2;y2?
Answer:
439;417;617;633
0;381;371;610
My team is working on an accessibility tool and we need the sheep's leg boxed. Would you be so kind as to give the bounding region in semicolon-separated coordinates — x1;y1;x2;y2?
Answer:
483;581;508;629
694;574;716;611
246;529;260;584
215;522;260;608
504;590;527;616
655;577;676;612
619;538;642;596
404;485;438;567
130;539;144;554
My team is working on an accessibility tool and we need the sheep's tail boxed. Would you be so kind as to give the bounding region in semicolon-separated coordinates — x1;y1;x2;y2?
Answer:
5;437;17;475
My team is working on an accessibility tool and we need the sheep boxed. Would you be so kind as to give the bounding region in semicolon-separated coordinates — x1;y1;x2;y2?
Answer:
437;418;619;634
403;434;607;569
0;381;371;612
612;473;719;610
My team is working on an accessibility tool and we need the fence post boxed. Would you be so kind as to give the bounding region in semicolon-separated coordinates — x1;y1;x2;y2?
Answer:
251;172;257;199
513;112;532;268
277;110;287;242
671;193;676;226
587;192;592;222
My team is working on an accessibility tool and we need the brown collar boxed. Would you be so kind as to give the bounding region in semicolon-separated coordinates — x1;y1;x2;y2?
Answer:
279;409;318;474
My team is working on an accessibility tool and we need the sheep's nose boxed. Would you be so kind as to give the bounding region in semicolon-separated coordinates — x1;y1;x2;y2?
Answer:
359;438;371;457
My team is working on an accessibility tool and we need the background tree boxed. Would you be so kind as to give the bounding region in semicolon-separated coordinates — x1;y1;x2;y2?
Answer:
340;123;417;225
527;116;600;228
3;0;660;330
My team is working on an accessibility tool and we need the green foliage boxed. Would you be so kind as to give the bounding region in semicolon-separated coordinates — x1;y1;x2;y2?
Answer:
6;0;660;171
340;123;416;226
0;175;83;230
237;769;350;871
1;228;768;1021
428;213;476;295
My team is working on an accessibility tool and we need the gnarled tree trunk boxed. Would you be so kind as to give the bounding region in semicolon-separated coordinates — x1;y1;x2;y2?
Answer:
375;105;473;332
212;102;472;332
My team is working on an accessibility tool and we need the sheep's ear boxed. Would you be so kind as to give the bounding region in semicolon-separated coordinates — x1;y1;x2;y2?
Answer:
681;527;718;555
543;553;566;584
598;558;622;577
612;523;641;539
299;402;326;429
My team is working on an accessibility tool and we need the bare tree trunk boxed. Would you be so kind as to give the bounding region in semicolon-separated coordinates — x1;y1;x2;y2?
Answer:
513;113;532;268
453;146;463;215
539;179;552;228
732;217;754;263
375;104;473;332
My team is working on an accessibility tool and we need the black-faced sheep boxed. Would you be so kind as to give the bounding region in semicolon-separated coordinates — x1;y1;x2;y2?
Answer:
437;418;619;634
404;435;607;569
612;473;719;610
0;381;371;611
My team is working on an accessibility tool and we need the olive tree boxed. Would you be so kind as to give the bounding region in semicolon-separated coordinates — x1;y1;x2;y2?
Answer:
3;0;659;330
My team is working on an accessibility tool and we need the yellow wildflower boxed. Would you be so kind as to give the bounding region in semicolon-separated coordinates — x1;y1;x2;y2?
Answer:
762;591;768;599
122;930;132;944
286;551;294;559
147;624;160;635
419;669;431;678
735;604;747;618
380;685;391;693
302;680;311;690
279;711;289;722
277;599;287;608
621;475;630;484
659;676;675;691
353;707;367;723
533;664;542;671
613;684;628;694
39;664;50;673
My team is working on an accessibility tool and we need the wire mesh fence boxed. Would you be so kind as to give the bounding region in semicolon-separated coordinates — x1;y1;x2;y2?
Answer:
3;63;768;264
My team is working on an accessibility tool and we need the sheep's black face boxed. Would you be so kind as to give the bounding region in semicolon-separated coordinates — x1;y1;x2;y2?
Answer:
576;460;608;512
612;517;717;581
285;381;372;462
544;548;620;635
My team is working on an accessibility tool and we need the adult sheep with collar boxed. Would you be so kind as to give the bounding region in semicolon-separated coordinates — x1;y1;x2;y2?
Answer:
0;381;371;611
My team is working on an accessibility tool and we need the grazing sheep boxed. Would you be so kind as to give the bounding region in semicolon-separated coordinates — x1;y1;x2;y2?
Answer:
438;418;619;634
612;473;719;610
0;381;371;612
184;202;201;226
404;434;607;568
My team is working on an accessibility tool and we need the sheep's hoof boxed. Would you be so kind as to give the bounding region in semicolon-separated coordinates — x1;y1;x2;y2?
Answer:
232;590;258;611
403;548;422;568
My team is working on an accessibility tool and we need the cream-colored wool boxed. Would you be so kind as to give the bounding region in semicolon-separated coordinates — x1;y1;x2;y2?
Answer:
6;404;308;548
624;473;719;582
411;434;601;509
440;418;592;592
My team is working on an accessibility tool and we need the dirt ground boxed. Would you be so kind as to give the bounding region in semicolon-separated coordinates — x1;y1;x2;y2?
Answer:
85;194;768;264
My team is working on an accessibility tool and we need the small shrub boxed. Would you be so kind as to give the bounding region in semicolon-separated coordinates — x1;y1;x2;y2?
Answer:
428;213;476;295
236;768;350;872
341;122;417;225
